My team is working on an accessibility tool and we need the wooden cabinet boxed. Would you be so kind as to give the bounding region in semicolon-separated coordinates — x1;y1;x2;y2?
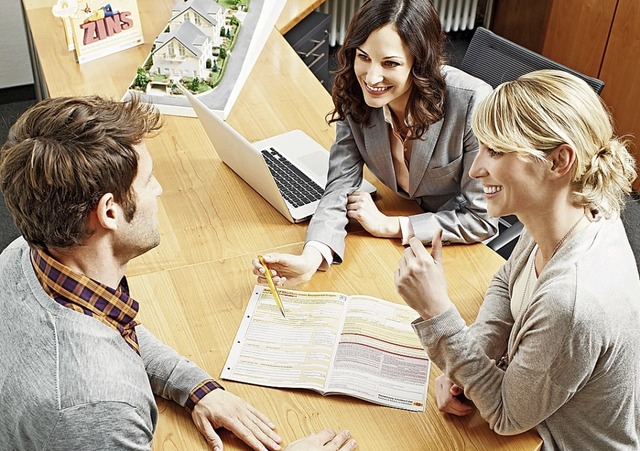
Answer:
284;11;330;90
491;0;640;190
490;0;550;54
599;0;640;191
541;0;617;79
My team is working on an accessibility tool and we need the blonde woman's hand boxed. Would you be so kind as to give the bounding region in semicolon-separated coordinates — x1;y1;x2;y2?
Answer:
435;374;474;416
394;230;453;319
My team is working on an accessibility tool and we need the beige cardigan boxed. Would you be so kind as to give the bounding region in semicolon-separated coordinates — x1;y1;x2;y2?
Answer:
413;218;640;450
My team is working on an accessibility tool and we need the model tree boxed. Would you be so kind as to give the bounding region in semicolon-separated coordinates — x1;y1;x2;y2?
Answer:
133;67;150;90
189;77;200;92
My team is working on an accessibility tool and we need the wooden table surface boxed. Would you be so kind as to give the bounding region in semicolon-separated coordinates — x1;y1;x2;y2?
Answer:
21;0;542;449
130;237;541;451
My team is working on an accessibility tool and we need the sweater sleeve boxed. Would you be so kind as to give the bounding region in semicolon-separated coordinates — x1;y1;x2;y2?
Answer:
412;261;595;435
465;235;535;361
136;325;215;408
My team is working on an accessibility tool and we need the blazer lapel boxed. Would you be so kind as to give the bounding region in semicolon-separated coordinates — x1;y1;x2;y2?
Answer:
363;110;397;190
408;119;443;197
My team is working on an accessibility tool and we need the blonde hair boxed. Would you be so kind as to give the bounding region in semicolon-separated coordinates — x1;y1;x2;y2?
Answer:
472;69;636;218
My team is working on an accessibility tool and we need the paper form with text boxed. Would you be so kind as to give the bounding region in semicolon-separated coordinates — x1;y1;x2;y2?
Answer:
221;285;430;411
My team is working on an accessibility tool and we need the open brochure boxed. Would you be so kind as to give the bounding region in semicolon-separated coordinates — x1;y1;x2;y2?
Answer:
221;285;430;411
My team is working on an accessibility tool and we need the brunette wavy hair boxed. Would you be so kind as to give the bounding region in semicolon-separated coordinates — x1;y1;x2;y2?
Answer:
328;0;446;138
0;95;162;248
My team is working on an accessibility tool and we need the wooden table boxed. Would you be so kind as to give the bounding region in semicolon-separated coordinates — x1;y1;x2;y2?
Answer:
22;0;542;449
130;238;541;451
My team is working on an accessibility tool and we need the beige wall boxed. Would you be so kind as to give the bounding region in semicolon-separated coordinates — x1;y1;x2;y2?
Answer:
1;0;34;89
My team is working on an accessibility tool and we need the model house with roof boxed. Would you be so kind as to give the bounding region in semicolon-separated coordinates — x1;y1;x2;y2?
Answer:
150;0;226;79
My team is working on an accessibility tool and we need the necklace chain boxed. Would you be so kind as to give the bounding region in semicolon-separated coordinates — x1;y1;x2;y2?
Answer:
391;112;410;141
518;212;586;317
550;213;586;259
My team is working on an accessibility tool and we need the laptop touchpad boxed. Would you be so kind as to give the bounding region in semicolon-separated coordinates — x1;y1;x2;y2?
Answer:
297;152;329;178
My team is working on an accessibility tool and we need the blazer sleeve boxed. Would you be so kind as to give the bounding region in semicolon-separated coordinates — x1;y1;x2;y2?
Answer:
305;119;365;263
409;81;498;244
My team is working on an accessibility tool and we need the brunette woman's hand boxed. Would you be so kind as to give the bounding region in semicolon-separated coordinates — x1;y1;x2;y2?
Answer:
252;246;323;287
346;191;401;238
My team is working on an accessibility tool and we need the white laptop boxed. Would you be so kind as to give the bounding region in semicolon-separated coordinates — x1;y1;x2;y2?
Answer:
183;89;376;223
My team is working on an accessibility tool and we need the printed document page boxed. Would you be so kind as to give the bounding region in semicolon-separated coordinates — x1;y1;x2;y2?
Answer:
326;295;430;411
222;286;348;391
221;286;429;411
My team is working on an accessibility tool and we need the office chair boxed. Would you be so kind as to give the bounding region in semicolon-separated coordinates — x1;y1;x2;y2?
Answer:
461;27;604;93
460;27;605;258
622;191;640;277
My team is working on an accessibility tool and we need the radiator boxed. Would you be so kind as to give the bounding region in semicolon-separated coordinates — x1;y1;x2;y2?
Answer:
318;0;479;46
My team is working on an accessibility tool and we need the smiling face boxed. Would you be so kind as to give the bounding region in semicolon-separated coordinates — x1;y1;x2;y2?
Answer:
469;143;549;219
353;24;414;116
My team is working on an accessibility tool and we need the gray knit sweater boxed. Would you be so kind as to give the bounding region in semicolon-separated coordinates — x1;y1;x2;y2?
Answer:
0;238;213;450
413;218;640;450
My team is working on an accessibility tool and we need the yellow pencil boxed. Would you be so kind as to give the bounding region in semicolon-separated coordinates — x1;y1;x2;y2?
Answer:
257;255;286;317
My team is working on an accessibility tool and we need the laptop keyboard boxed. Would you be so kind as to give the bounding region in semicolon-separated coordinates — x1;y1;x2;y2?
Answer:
261;147;324;208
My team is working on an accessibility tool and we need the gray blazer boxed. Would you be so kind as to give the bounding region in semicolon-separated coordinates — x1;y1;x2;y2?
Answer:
306;66;498;263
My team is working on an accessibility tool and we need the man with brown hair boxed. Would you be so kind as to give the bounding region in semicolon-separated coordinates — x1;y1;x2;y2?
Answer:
0;96;355;451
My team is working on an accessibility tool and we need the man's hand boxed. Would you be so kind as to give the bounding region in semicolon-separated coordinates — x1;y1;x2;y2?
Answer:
284;429;356;450
435;374;474;416
191;389;282;451
346;191;401;238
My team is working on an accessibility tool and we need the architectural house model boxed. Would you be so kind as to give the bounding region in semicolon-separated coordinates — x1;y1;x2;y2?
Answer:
124;0;285;118
151;0;224;80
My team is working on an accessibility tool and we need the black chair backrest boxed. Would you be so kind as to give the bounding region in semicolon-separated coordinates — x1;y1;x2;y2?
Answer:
463;28;606;256
461;27;605;94
622;192;640;277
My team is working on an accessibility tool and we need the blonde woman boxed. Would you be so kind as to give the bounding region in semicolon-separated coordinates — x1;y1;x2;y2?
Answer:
395;70;639;450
